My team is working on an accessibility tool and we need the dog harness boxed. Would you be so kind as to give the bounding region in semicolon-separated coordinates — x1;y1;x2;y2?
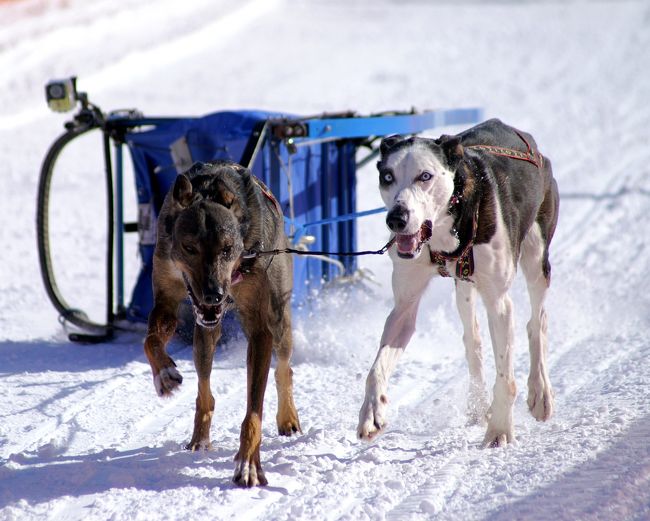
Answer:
428;205;478;282
237;176;283;274
252;175;283;215
465;130;544;169
429;131;543;281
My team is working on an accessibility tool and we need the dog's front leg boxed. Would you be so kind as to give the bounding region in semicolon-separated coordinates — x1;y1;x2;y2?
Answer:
482;292;517;447
144;258;187;397
455;281;490;425
358;261;432;440
357;342;404;440
187;324;221;451
233;327;273;487
144;301;183;397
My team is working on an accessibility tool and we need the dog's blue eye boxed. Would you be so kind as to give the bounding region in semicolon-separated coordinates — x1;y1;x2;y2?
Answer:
419;171;433;182
381;172;394;184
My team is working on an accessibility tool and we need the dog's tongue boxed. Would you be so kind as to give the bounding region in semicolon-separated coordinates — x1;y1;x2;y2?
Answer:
231;270;243;286
396;233;418;254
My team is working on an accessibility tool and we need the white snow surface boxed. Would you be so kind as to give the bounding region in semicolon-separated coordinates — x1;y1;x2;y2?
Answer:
1;0;650;519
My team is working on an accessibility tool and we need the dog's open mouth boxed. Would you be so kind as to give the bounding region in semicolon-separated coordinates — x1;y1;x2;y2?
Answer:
182;271;243;329
183;279;224;329
395;220;432;258
194;303;222;328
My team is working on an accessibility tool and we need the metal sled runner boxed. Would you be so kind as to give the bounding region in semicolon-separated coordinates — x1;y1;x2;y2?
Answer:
37;78;482;342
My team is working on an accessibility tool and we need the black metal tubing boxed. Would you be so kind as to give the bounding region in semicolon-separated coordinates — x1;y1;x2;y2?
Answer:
102;130;115;329
36;113;115;341
240;120;269;169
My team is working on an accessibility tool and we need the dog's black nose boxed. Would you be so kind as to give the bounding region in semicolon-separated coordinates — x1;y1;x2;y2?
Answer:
386;204;409;232
203;288;225;305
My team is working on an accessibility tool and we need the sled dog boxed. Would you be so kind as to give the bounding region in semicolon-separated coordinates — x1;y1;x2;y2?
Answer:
358;119;559;447
144;160;301;486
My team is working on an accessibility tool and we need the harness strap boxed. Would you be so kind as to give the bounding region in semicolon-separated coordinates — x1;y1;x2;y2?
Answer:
428;207;478;281
430;249;475;280
251;174;282;215
465;130;543;169
241;176;396;272
245;236;396;260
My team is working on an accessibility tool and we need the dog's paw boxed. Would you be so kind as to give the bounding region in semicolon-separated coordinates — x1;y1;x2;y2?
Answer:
527;378;554;422
186;438;213;452
233;457;267;488
276;395;302;436
481;426;516;448
277;414;301;437
153;366;183;397
357;393;388;441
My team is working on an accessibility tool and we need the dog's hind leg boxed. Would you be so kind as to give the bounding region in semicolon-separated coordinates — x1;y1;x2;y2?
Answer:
274;306;301;436
187;324;221;451
455;281;490;425
144;259;186;397
521;222;554;422
357;259;433;440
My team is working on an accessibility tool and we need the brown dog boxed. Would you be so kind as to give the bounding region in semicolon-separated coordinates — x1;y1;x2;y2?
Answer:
143;160;301;487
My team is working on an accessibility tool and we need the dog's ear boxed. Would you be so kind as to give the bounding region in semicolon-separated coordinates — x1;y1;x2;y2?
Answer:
231;163;250;177
219;188;235;209
379;134;403;158
227;195;245;222
440;136;464;169
173;174;194;208
214;182;245;221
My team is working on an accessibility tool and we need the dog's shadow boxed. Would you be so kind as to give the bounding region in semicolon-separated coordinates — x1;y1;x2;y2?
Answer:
0;332;282;509
0;337;145;375
0;442;277;508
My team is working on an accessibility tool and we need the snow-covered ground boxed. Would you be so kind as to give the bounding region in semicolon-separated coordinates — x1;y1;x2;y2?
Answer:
1;0;650;519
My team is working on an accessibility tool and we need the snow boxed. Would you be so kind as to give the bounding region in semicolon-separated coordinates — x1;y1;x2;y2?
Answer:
1;0;650;519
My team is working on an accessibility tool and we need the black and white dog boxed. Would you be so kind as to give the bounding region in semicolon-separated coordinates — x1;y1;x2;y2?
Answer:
357;119;559;447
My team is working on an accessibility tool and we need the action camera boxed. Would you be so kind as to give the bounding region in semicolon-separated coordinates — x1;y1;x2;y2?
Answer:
45;77;78;112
